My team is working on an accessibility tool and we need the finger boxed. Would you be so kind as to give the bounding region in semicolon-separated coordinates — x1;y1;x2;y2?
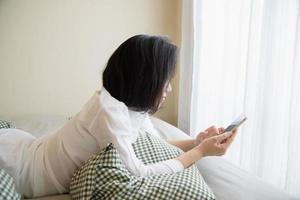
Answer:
206;126;219;135
218;127;225;134
215;132;233;143
218;132;237;153
198;130;208;135
206;126;218;132
223;131;237;148
199;131;209;138
232;129;238;134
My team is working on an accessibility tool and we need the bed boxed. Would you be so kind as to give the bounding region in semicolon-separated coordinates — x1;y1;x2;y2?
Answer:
5;115;296;200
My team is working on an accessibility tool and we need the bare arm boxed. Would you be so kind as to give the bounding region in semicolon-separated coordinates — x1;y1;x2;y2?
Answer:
167;126;225;152
175;146;204;168
174;131;237;168
167;139;196;152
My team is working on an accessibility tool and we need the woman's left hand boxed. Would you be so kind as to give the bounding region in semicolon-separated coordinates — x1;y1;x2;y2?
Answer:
194;126;225;146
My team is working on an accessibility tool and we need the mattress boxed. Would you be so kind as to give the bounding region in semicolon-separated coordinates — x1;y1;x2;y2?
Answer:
2;116;297;200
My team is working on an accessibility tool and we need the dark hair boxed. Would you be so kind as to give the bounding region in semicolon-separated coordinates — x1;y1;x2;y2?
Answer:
102;34;178;114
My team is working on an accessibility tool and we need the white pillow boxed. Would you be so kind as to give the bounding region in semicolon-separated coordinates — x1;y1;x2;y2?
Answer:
3;116;68;138
150;117;191;140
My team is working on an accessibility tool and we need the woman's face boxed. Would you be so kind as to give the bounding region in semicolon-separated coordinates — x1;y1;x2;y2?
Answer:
158;81;172;108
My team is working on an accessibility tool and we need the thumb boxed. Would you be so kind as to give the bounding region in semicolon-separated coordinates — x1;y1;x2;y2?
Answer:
215;132;233;142
218;127;225;134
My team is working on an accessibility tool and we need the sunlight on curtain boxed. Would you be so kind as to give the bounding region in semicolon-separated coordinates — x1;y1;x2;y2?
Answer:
185;0;300;196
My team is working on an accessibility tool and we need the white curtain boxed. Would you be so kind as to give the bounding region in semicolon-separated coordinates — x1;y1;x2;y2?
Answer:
178;0;300;197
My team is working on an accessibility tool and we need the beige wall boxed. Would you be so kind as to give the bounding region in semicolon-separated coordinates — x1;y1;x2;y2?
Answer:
0;0;181;126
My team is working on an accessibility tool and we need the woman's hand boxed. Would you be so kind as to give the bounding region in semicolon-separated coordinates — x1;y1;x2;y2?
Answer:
175;129;237;168
196;130;237;157
194;126;225;146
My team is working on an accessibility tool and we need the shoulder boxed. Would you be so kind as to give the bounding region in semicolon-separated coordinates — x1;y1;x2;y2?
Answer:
75;88;130;130
81;88;129;118
90;88;132;130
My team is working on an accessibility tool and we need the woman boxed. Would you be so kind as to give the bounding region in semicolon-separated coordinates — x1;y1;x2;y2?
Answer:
0;35;236;198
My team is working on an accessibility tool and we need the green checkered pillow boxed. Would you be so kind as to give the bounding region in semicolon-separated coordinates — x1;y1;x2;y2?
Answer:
0;120;15;129
70;132;215;200
0;169;21;200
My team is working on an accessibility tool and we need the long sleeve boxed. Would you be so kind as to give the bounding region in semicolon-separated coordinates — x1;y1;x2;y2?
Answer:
88;105;184;177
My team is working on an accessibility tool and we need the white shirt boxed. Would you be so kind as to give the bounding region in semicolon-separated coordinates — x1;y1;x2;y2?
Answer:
0;88;184;198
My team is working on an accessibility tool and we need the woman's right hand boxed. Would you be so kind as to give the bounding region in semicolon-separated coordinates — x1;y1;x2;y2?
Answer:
175;130;237;168
196;130;237;157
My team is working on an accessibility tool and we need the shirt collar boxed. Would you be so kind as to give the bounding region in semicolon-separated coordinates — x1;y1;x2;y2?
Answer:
128;110;148;131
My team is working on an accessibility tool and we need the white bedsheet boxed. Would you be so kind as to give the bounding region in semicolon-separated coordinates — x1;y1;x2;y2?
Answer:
151;117;298;200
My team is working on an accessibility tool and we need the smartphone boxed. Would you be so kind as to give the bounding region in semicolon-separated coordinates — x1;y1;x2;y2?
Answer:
224;115;247;132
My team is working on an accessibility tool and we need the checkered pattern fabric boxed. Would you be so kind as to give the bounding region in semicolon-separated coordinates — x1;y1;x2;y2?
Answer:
0;120;15;129
70;132;215;200
0;169;21;200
